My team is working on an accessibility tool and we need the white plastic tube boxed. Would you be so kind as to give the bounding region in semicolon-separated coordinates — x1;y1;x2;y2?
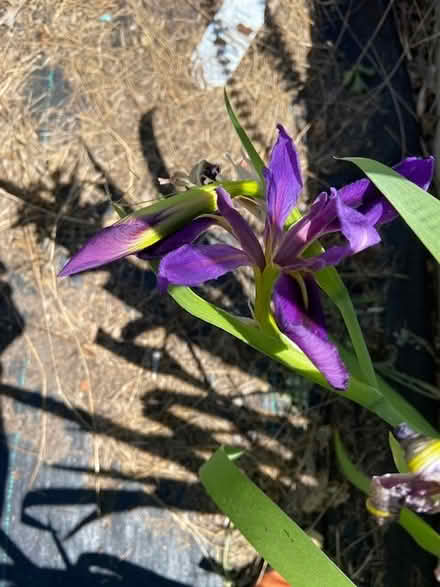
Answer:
192;0;266;88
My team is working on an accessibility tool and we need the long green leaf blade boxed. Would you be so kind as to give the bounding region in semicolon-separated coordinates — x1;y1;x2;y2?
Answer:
342;157;440;263
200;447;355;587
388;432;409;473
169;284;325;384
224;89;265;182
400;509;440;557
334;430;370;493
169;284;437;433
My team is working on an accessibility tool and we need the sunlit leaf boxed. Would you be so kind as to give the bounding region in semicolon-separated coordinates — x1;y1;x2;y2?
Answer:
224;89;265;183
168;284;436;434
168;284;325;384
342;157;440;263
200;447;355;587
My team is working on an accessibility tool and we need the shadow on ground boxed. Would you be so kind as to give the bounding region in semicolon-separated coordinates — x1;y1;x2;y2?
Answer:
2;1;436;584
0;57;308;584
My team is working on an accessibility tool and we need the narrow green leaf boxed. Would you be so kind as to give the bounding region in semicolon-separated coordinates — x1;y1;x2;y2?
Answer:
342;157;440;263
338;348;436;435
388;432;409;473
376;365;440;400
200;447;355;587
334;430;370;493
334;431;440;557
399;509;440;557
316;265;378;389
168;285;375;407
169;284;437;434
224;89;265;183
111;201;127;218
169;284;326;385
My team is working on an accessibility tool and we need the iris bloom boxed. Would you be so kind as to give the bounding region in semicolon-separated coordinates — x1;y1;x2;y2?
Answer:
59;126;433;390
58;189;219;276
157;126;433;390
367;423;440;523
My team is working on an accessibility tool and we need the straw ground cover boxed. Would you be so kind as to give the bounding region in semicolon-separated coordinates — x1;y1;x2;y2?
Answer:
0;1;437;585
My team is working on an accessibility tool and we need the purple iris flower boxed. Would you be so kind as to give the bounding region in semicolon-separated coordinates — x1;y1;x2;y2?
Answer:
58;190;218;277
158;125;434;390
367;423;440;523
58;123;433;390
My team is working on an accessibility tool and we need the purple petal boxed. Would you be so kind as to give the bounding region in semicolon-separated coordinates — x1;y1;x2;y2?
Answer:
158;243;251;291
394;156;434;191
138;217;216;259
274;192;331;266
404;477;440;513
314;191;381;266
280;189;381;272
216;187;265;269
273;274;348;389
338;156;434;226
264;125;303;249
394;422;416;441
337;178;370;209
368;473;440;518
367;473;414;521
59;216;156;276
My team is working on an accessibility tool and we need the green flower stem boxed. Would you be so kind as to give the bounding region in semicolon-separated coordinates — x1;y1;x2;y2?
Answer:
168;284;435;434
315;265;378;389
129;180;262;220
318;270;436;433
224;89;266;183
339;347;436;434
254;264;280;334
220;179;263;198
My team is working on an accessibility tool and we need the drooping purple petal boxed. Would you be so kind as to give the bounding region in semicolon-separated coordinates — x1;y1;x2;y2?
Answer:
264;125;303;251
337;156;434;226
368;473;440;519
138;217;216;260
279;189;381;272
394;156;434;191
367;473;415;522
216;187;265;269
313;191;381;267
404;477;440;513
273;274;348;389
157;243;251;291
59;216;157;277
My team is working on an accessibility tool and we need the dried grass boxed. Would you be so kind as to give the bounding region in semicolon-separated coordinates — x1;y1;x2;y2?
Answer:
0;0;437;583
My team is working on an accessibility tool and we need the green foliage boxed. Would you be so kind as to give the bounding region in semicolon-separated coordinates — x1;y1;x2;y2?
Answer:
388;432;409;473
342;157;440;263
224;89;265;183
200;447;355;587
333;430;370;493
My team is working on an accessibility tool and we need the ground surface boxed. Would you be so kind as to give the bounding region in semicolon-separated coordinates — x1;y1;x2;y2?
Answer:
0;1;438;586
